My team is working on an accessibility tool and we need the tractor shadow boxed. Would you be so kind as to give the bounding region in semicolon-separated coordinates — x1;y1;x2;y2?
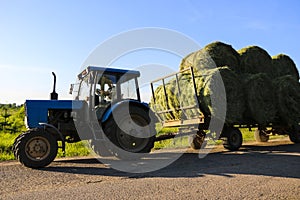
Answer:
43;142;300;179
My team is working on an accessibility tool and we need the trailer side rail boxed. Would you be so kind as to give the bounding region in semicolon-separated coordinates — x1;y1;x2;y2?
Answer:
150;67;205;127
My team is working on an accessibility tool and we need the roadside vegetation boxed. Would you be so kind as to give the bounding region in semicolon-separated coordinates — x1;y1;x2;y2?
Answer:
0;104;90;161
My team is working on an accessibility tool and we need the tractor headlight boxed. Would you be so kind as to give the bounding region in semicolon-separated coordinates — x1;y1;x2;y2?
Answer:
24;116;29;129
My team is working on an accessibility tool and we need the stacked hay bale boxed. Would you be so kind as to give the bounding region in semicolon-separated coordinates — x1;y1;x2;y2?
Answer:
273;75;300;126
243;73;276;125
238;46;276;125
179;41;240;73
238;46;273;75
272;54;299;81
271;54;300;125
151;41;300;126
238;46;300;126
179;41;245;124
197;67;245;124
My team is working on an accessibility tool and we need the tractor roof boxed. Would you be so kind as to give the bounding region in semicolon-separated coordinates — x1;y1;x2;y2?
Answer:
78;66;140;81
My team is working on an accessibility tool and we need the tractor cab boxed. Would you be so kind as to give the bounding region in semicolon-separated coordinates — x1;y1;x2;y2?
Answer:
72;66;142;119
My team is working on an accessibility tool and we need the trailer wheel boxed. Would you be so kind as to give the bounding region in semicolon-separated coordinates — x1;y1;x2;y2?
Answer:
13;128;58;168
189;133;205;150
222;127;242;151
254;129;269;142
102;106;155;159
289;125;300;143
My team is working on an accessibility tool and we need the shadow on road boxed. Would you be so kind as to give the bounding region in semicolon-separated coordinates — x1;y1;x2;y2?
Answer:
42;143;300;179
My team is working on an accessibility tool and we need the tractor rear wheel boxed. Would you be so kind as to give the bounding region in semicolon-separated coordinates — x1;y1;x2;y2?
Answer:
222;127;243;151
13;128;58;168
102;106;155;159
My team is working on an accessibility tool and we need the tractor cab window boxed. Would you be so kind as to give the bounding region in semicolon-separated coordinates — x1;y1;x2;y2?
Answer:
77;73;92;103
120;78;138;100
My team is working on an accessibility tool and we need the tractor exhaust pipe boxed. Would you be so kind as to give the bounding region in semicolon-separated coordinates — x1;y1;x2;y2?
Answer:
50;72;58;100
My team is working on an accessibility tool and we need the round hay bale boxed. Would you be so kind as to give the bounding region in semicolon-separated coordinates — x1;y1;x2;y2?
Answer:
273;75;300;126
202;41;240;72
179;51;195;71
238;46;273;75
272;54;299;81
179;41;240;73
199;67;245;124
244;73;277;125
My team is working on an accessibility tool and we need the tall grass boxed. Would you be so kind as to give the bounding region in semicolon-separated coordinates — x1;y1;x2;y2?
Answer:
57;141;91;158
0;133;19;161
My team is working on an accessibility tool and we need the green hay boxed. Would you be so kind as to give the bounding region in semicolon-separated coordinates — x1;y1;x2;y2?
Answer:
152;67;246;124
238;46;273;76
179;51;195;71
153;42;300;127
179;41;240;73
273;75;300;126
198;67;245;124
176;74;202;119
150;79;181;121
203;42;240;72
244;73;277;125
272;54;299;81
151;73;203;121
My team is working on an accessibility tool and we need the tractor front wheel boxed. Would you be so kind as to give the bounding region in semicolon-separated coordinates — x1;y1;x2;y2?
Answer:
13;128;58;168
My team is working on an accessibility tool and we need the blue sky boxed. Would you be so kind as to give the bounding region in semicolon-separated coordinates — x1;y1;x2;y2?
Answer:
0;0;299;104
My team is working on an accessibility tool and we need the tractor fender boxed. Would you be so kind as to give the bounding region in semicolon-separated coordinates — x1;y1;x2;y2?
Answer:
101;100;154;124
39;122;66;155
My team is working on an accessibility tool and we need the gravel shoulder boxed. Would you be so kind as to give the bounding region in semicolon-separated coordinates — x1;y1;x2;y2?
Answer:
1;138;300;200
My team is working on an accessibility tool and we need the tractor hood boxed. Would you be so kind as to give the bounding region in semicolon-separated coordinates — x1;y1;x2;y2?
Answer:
24;100;84;128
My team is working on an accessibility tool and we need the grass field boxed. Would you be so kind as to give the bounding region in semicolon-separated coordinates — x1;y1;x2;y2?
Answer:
0;128;288;161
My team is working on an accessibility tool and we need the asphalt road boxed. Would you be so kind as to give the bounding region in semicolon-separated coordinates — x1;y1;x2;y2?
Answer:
1;138;299;200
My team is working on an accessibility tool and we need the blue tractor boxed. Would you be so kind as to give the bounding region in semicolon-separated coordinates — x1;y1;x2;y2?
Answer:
13;66;156;168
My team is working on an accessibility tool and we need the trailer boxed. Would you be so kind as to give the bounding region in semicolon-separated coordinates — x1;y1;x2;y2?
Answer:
150;67;300;150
